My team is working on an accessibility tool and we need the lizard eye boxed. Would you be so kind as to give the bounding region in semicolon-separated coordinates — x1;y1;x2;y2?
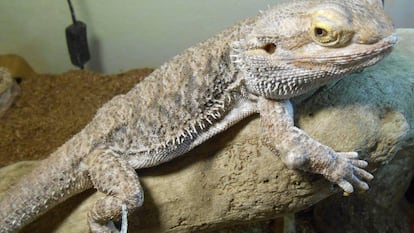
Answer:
311;24;339;45
309;6;354;47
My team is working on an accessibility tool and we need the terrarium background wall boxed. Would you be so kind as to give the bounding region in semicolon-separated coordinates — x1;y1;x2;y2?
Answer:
0;0;412;74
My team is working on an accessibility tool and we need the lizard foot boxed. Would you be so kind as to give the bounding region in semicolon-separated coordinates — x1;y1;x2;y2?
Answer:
86;149;144;233
328;152;374;194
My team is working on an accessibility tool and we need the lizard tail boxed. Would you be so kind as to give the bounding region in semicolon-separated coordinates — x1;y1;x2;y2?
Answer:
0;136;93;233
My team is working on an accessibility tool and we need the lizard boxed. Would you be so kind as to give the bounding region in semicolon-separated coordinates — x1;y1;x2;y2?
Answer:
0;0;397;232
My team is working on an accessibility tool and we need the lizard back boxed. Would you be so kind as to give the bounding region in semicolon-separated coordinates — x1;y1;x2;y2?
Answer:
87;19;256;169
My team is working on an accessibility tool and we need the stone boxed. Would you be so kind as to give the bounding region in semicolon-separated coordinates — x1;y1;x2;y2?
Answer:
0;67;20;117
300;28;414;233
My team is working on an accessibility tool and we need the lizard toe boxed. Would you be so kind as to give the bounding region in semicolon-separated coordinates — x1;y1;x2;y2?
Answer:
351;159;368;168
339;152;359;159
351;174;370;191
337;179;354;193
353;166;374;181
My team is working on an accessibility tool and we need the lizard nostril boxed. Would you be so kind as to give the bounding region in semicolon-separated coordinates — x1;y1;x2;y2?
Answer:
261;43;277;54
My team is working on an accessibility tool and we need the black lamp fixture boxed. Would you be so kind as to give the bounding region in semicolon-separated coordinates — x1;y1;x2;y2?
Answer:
65;0;90;69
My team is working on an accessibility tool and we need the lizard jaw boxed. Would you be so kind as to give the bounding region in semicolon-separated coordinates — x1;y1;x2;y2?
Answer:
231;33;397;100
232;30;397;99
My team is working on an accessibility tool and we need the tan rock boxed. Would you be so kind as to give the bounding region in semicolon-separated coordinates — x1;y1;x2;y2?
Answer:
0;67;20;117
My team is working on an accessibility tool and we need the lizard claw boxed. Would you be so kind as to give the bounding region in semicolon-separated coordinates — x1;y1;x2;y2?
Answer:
328;152;373;193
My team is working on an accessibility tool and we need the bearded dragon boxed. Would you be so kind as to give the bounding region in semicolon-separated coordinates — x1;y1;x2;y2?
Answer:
0;0;396;232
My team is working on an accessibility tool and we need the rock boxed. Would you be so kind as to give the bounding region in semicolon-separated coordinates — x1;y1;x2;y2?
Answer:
313;156;414;233
0;67;20;117
300;28;414;233
0;29;413;233
0;54;35;79
0;161;38;194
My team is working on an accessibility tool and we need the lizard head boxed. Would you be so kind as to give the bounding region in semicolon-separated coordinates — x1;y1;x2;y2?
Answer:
232;0;397;100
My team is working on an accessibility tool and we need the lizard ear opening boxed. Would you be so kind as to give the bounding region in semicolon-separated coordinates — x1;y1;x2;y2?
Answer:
260;43;277;54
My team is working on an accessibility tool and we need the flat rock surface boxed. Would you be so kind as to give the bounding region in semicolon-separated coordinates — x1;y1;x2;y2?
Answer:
0;67;20;117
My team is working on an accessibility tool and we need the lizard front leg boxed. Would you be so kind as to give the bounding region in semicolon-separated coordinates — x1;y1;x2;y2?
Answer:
258;97;373;193
86;148;144;233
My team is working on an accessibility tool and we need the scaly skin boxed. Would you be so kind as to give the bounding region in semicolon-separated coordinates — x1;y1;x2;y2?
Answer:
0;0;396;232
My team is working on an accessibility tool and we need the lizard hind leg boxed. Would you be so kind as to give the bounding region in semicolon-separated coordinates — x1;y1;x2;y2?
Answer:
86;149;144;233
